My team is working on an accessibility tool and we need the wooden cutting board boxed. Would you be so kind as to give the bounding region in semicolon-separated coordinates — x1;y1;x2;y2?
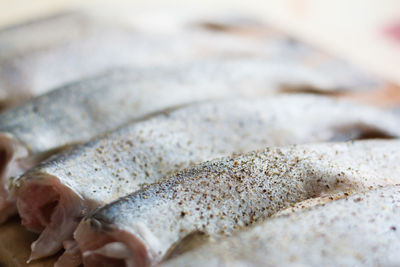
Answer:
0;218;58;267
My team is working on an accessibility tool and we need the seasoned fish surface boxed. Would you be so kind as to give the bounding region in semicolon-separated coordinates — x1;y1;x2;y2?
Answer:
75;140;400;267
1;59;298;224
12;95;400;262
15;96;400;261
164;185;400;267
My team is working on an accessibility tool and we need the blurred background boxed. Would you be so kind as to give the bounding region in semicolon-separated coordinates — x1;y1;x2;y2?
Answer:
0;0;399;85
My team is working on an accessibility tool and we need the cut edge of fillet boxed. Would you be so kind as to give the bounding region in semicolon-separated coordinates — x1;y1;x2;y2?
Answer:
16;174;84;261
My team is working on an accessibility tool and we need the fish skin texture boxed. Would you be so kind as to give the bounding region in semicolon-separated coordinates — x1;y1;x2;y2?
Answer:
1;58;320;224
19;95;400;204
14;95;400;261
75;139;400;266
163;185;400;267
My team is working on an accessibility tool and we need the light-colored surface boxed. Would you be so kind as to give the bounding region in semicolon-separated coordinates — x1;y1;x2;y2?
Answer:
0;0;399;85
257;0;400;85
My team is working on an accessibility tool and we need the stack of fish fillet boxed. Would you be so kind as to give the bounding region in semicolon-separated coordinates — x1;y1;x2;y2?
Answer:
0;7;398;267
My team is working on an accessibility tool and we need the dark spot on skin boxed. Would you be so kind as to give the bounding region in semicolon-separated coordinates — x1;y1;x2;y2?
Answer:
391;226;397;231
332;124;395;142
180;211;186;218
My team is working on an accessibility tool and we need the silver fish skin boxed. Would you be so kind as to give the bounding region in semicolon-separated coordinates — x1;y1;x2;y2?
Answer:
164;185;400;267
0;58;304;224
73;138;400;267
14;95;400;262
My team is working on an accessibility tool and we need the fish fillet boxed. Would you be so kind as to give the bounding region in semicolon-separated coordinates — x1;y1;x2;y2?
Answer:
1;58;308;224
163;185;400;266
75;140;400;267
14;95;400;262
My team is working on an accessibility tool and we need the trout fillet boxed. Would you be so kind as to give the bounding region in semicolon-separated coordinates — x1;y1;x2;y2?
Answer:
75;140;400;267
163;185;400;267
14;95;400;262
1;58;304;224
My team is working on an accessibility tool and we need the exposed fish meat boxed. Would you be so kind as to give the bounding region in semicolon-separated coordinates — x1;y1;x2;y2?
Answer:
14;94;399;262
75;140;400;267
163;185;400;267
